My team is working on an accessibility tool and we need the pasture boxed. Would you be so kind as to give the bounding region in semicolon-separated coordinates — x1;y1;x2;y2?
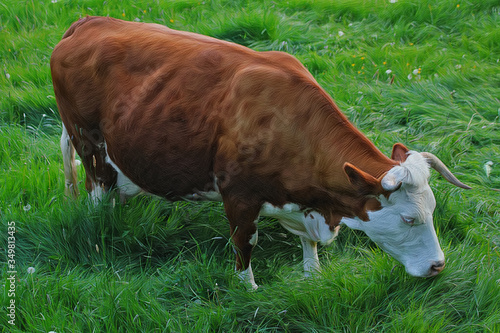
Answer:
1;0;499;331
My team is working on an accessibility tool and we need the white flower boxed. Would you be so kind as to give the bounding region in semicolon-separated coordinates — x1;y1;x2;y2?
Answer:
23;204;31;212
51;0;57;3
27;267;35;274
407;74;412;80
389;0;398;3
338;31;345;37
484;161;493;178
455;64;462;69
412;69;419;75
5;73;10;79
385;69;392;74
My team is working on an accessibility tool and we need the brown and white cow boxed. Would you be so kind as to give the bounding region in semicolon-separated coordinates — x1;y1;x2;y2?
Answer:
51;16;470;289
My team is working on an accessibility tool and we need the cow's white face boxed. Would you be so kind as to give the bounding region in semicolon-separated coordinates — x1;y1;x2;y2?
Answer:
342;152;445;277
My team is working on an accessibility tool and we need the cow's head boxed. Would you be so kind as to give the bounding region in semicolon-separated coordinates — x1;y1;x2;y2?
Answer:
342;144;470;277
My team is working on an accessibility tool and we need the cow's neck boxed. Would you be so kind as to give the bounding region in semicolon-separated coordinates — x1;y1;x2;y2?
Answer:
305;89;396;190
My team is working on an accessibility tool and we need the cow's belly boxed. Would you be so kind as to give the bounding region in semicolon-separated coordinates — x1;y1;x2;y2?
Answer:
103;127;217;198
104;142;219;200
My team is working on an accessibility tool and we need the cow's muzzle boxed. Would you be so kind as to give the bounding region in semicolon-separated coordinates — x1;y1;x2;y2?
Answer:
428;260;446;276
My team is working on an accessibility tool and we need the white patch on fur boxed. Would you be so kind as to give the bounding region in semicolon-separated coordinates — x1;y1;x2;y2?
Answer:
260;203;337;245
90;182;104;204
342;151;444;277
237;263;258;290
249;231;258;246
249;216;259;246
382;151;431;189
104;143;142;198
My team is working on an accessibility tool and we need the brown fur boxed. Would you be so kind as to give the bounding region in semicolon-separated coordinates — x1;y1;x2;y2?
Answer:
51;16;401;271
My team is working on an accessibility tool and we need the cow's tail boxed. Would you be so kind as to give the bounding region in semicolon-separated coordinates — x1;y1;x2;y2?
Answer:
61;124;80;197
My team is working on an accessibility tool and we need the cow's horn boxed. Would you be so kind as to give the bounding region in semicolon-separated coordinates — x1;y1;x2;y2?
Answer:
420;152;471;189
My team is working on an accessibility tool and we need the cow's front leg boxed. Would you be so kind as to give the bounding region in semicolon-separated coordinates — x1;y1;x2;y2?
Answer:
237;262;258;290
223;194;261;290
300;225;341;276
300;236;320;277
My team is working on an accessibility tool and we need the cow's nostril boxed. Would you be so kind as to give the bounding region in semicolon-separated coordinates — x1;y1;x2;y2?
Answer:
430;260;445;276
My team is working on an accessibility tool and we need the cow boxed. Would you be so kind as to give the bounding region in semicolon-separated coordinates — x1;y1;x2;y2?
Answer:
51;16;470;289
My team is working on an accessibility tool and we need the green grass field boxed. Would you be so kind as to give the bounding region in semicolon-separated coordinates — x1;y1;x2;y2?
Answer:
1;0;499;331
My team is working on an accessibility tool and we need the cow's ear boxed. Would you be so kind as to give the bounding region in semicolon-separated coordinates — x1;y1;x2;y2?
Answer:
344;163;383;195
391;143;409;162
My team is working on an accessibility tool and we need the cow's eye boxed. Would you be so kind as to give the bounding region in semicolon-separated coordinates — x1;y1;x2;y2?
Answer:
401;215;415;225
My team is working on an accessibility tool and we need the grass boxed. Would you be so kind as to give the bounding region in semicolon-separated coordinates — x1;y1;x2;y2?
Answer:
1;0;499;331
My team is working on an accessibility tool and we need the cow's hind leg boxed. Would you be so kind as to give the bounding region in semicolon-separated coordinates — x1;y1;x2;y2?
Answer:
85;153;117;206
73;128;117;205
60;124;80;197
223;193;261;290
236;217;259;290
